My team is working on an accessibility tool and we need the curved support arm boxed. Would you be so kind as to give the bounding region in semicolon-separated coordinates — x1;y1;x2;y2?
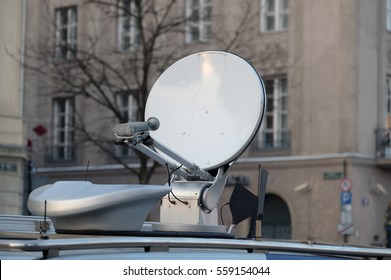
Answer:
199;164;231;212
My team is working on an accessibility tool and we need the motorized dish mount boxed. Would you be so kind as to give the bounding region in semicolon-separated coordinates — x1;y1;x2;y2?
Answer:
114;51;266;229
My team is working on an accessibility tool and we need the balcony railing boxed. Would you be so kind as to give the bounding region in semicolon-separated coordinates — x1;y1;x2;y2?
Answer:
251;130;291;156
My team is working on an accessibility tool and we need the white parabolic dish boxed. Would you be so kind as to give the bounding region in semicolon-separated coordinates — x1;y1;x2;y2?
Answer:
145;51;266;170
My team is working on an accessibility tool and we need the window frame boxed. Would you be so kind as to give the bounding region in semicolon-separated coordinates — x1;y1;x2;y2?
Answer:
386;76;391;129
52;97;75;161
115;91;138;157
55;6;78;59
185;0;213;43
260;0;289;33
387;0;391;32
258;76;289;149
117;0;141;52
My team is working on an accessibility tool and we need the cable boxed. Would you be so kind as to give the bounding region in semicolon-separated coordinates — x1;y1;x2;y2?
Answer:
170;190;188;205
165;163;171;186
164;163;188;205
164;163;182;186
167;192;176;204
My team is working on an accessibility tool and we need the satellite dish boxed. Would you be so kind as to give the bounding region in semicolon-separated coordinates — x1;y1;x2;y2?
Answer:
26;51;267;235
145;51;266;170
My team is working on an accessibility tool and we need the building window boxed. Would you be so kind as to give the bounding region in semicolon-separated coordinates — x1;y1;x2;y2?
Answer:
53;98;74;161
118;0;140;51
258;77;289;150
260;0;289;33
375;77;391;159
185;0;212;43
387;0;391;31
383;77;391;157
115;92;138;157
55;6;77;59
387;77;391;129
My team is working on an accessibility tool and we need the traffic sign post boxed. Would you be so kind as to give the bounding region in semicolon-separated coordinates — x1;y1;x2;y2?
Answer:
338;178;354;236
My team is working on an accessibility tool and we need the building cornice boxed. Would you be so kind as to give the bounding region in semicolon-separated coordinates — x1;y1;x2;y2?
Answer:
35;153;374;173
237;152;374;164
0;144;29;159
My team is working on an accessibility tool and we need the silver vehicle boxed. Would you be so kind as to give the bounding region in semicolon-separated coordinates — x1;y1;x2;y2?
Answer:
1;51;390;260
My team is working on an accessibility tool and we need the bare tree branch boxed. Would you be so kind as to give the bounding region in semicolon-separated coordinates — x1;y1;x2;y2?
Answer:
22;0;269;184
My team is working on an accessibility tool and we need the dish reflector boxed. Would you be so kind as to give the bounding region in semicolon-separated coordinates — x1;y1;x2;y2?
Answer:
145;51;265;170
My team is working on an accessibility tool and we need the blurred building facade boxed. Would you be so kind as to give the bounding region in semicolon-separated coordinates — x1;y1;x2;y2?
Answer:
15;0;391;245
0;0;29;214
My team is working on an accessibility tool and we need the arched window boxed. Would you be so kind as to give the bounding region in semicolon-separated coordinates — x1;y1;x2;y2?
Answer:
262;194;291;239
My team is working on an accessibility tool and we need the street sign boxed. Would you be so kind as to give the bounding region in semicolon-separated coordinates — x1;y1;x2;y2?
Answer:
337;224;354;235
340;178;352;192
323;172;343;180
341;191;352;205
0;162;17;173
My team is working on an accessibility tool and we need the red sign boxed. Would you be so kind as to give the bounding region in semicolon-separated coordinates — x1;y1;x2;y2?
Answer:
340;178;352;192
33;125;47;136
